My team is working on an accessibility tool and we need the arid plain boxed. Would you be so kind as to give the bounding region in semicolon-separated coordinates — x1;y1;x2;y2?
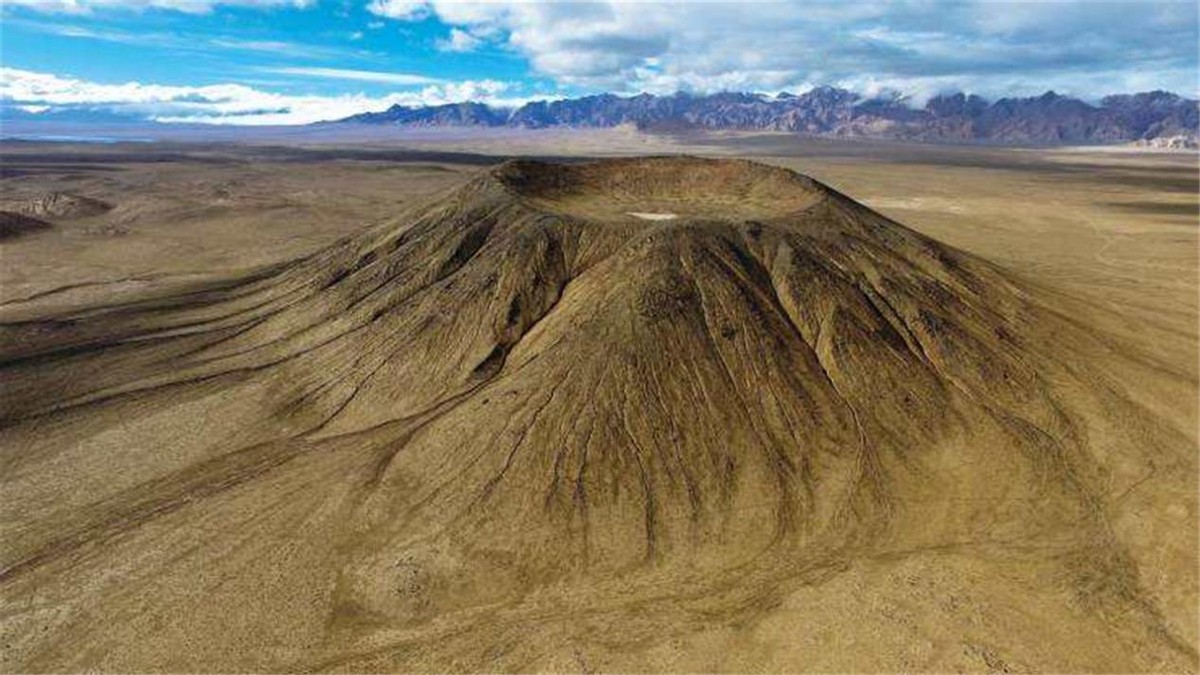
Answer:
0;132;1196;672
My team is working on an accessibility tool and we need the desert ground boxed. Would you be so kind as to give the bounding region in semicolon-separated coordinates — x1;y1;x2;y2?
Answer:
0;131;1196;672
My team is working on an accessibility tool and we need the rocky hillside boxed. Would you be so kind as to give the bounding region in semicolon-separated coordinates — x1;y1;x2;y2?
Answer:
336;87;1199;146
340;100;507;127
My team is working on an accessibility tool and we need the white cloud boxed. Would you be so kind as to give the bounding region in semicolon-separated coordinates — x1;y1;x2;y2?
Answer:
367;0;1200;99
432;78;509;102
0;67;523;125
365;0;427;20
2;0;312;13
17;19;362;60
263;66;441;86
437;28;482;53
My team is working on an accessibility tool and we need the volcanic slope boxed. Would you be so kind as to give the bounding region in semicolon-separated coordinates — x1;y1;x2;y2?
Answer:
0;157;1194;672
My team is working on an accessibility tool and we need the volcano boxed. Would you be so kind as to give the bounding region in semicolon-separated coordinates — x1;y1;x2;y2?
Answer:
0;157;1194;672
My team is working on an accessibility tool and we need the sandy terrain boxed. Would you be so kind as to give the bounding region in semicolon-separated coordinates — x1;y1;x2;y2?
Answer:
0;134;1195;673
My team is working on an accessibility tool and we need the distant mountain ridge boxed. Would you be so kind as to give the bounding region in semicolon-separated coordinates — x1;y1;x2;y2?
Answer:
336;87;1199;146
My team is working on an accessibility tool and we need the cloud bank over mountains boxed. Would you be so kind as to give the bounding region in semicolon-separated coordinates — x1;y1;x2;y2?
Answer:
360;0;1198;99
0;67;518;125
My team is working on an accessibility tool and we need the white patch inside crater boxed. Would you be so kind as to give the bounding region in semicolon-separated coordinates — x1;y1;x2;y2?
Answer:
628;212;678;221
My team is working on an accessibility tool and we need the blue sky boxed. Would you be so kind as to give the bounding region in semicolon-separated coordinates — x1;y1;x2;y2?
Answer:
1;0;1197;125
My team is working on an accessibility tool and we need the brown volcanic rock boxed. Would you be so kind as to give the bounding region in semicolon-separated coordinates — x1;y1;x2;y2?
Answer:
0;211;52;240
0;191;113;220
0;157;1194;672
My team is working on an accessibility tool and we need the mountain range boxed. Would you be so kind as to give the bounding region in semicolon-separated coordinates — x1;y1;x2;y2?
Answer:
337;88;1199;147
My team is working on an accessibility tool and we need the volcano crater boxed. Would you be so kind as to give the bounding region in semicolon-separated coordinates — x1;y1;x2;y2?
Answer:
494;157;825;223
